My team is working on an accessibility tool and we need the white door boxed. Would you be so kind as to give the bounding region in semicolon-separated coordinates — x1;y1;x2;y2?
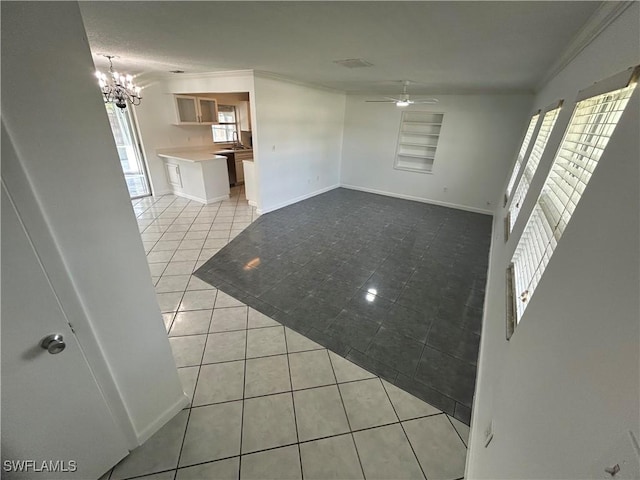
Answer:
1;185;128;479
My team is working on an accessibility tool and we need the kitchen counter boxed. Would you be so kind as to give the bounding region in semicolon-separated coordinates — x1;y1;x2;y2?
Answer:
157;150;227;163
212;148;253;155
156;148;230;204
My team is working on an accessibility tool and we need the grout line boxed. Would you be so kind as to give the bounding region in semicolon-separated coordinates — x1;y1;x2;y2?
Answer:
180;412;448;462
327;347;367;480
411;322;434;379
445;413;468;449
119;466;177;480
178;364;400;408
165;311;178;335
380;360;429;480
237;301;250;480
172;270;217;477
282;323;304;479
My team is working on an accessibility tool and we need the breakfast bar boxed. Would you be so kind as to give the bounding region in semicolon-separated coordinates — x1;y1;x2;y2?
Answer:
157;149;230;204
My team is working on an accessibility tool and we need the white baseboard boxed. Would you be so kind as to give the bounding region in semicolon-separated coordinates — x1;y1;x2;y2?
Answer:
151;188;172;197
248;200;257;207
135;394;190;447
257;184;340;215
172;191;229;205
205;194;231;205
340;183;494;216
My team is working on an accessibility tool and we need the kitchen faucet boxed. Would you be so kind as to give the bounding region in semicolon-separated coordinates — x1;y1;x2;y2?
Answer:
232;131;244;149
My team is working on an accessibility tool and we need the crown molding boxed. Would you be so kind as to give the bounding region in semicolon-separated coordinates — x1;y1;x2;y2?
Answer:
346;87;534;96
253;70;345;94
136;69;255;87
536;1;635;92
136;68;342;94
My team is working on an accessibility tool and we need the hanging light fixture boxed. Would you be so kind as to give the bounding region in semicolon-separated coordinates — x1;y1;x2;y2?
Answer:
95;55;142;109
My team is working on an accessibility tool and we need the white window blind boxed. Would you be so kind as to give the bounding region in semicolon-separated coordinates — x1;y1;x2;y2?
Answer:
509;106;561;231
505;113;540;199
510;80;637;325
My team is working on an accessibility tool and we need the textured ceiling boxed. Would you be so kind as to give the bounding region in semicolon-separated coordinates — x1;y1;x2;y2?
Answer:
80;1;602;94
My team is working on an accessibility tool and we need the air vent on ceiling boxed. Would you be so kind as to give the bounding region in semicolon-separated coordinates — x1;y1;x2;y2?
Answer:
333;58;373;69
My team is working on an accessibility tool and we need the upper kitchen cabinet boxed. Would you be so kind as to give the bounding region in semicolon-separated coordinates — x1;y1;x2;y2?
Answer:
174;95;219;125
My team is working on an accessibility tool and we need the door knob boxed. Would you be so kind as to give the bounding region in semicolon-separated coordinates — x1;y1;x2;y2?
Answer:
41;334;66;354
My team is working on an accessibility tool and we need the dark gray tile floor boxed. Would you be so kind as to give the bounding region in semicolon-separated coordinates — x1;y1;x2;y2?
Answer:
196;188;491;425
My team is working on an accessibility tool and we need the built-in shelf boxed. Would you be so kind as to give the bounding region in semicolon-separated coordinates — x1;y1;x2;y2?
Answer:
395;111;444;173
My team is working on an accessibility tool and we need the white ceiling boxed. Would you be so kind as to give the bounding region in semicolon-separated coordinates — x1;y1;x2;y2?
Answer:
80;1;602;94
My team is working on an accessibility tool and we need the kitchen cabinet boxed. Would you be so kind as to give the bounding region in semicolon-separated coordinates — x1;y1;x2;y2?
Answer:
233;151;253;185
157;150;230;204
216;150;252;186
174;95;219;125
238;101;251;131
243;160;257;207
235;160;244;183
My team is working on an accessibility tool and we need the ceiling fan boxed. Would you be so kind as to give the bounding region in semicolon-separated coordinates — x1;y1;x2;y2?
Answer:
366;81;438;107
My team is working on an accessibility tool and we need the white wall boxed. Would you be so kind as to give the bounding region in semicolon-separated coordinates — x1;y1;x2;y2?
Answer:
1;2;186;447
253;74;346;213
468;4;640;478
340;94;533;214
134;71;255;195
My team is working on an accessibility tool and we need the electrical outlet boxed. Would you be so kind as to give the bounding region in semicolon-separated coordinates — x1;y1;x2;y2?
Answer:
316;175;320;181
272;145;276;152
443;186;448;193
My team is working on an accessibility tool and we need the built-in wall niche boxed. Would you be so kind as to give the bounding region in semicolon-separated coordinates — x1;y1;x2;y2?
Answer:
394;111;444;173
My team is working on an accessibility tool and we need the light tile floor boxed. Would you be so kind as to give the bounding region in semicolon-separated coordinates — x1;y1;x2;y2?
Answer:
103;187;469;480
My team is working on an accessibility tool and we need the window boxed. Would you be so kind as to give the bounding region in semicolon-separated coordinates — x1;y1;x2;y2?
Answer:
105;103;151;198
507;68;637;336
504;112;540;202
212;105;238;143
394;111;443;173
508;103;562;233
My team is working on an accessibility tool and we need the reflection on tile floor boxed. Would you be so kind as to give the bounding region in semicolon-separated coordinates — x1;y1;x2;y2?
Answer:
104;187;470;480
196;188;491;423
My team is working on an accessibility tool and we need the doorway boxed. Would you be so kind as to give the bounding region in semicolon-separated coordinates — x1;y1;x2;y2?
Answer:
105;104;151;198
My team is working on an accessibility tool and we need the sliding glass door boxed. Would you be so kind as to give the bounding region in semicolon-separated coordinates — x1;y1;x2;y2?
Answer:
105;103;151;198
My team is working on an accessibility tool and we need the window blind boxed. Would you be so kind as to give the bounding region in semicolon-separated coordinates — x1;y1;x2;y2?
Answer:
505;112;540;199
510;80;636;324
509;106;562;231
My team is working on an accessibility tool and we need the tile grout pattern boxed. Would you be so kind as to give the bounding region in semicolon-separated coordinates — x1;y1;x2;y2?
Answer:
102;188;470;480
195;188;491;424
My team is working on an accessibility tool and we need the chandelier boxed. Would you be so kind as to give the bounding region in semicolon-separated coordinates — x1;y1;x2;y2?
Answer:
95;55;142;109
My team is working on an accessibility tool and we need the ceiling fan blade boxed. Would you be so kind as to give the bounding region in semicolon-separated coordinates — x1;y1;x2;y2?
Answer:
411;99;439;104
365;100;396;103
